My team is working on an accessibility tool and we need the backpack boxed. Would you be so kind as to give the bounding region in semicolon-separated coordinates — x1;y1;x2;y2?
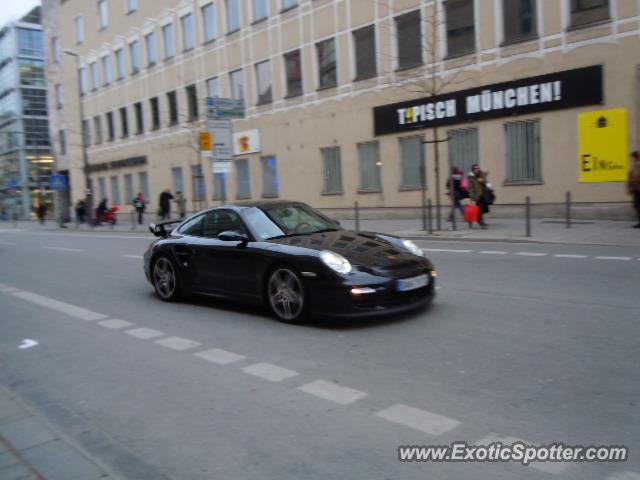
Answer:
484;186;496;205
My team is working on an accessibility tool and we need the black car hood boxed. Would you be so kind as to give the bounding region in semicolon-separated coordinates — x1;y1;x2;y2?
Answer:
267;230;426;274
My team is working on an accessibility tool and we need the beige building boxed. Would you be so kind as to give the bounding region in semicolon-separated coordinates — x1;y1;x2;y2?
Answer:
46;0;640;219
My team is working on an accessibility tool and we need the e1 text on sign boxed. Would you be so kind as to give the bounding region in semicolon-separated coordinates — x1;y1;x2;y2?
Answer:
578;108;628;183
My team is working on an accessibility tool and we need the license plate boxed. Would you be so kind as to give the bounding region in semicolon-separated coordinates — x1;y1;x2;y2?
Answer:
396;274;429;292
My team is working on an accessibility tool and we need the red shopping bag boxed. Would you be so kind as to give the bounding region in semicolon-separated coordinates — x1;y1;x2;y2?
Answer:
464;204;479;223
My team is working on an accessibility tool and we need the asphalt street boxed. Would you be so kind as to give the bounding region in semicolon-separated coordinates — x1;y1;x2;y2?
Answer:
0;227;639;480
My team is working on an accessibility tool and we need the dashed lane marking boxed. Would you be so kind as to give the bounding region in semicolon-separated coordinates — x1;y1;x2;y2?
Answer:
297;380;368;405
43;246;85;252
0;286;20;293
513;252;547;257
154;336;202;351
479;251;508;255
194;348;246;364
242;362;299;382
0;241;17;246
553;254;588;259
125;328;165;340
98;319;134;329
595;256;631;261
123;255;143;259
423;248;474;253
375;404;461;436
11;291;107;321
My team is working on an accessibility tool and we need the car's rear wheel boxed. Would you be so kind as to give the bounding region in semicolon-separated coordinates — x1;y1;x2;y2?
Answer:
267;268;306;323
153;256;181;301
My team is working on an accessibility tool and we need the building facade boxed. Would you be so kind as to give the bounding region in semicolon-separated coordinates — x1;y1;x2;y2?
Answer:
0;7;53;220
49;0;640;219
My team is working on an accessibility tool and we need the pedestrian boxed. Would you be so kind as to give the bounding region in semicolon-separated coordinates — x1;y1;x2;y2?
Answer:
133;192;146;225
158;188;173;220
468;164;489;229
628;151;640;228
75;199;87;225
446;167;466;222
36;202;47;225
174;191;187;219
95;198;108;226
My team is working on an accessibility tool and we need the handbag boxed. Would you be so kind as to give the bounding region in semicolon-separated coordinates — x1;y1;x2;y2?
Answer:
464;204;480;223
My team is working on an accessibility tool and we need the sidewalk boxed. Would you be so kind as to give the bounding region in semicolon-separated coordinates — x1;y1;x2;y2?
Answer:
0;386;116;480
4;216;640;248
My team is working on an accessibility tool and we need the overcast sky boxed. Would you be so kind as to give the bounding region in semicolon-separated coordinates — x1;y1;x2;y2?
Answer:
0;0;41;28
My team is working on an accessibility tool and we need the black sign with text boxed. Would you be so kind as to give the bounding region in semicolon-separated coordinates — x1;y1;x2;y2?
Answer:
373;65;603;136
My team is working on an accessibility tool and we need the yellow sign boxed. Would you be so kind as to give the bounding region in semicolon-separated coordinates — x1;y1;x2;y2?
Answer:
578;108;628;182
199;132;212;151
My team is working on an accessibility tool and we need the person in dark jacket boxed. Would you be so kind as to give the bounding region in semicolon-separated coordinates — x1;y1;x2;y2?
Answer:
628;151;640;228
468;164;489;229
75;199;87;224
158;188;173;220
446;167;466;222
36;202;47;224
95;198;108;226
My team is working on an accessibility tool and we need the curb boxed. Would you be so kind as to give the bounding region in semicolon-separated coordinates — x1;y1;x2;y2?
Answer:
400;234;639;248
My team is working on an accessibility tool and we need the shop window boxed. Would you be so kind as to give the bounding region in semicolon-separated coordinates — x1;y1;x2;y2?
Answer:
124;174;134;204
110;175;121;205
448;128;479;176
213;173;226;201
399;136;423;189
261;156;279;197
358;141;382;191
236;159;251;199
172;167;184;194
446;0;475;57
138;172;149;200
321;146;343;194
505;120;542;183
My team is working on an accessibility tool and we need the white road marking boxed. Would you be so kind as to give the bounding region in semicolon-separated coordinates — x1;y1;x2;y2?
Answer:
607;472;640;480
0;229;25;233
125;327;165;340
18;339;38;350
98;319;134;329
595;256;631;261
375;404;460;436
423;248;474;253
477;433;568;474
0;241;17;246
479;251;508;255
194;348;246;364
553;254;588;259
11;291;107;321
0;286;20;293
154;336;202;351
123;254;143;259
297;380;368;405
514;252;547;257
242;363;299;382
43;246;85;252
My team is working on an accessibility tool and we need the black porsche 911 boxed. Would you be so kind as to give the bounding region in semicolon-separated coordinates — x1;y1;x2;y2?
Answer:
143;201;436;323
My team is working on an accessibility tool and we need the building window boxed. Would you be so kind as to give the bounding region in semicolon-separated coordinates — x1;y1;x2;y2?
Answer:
448;128;478;176
321;146;342;194
79;67;87;95
186;84;198;121
129;40;141;74
55;84;64;108
145;32;157;67
110;175;121;205
446;0;475;57
75;15;84;43
284;50;302;98
358;141;382;191
52;37;61;63
127;0;137;14
124;174;134;204
172;167;184;194
98;177;107;201
192;165;206;202
167;91;178;125
115;48;125;79
252;0;268;22
58;130;66;155
261;156;279;197
106;112;115;141
101;56;112;86
255;60;272;105
395;11;422;70
316;38;336;89
93;116;103;145
90;62;99;91
206;76;220;97
120;107;129;138
134;102;144;134
138;172;149;200
162;23;176;59
98;0;108;29
202;3;217;42
570;0;609;28
229;69;244;100
399;136;423;188
353;24;376;80
213;173;226;201
150;97;160;130
282;0;297;11
17;28;43;56
505;119;542;183
181;13;195;51
235;159;251;198
226;0;241;33
503;0;536;43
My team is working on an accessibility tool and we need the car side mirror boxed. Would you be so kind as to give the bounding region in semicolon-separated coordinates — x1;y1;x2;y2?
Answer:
218;231;248;243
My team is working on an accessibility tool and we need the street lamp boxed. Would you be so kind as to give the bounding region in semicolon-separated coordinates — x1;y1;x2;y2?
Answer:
64;48;93;226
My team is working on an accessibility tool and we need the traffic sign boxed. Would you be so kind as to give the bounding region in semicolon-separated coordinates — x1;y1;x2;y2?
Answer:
49;174;67;191
208;119;233;161
206;97;245;120
199;131;212;151
578;108;628;183
212;161;233;173
8;179;20;189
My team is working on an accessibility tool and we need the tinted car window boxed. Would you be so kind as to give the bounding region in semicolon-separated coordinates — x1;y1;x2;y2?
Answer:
203;210;246;238
178;214;205;236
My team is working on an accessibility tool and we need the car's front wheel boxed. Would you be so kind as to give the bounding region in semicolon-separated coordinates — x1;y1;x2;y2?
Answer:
153;255;181;301
267;267;306;323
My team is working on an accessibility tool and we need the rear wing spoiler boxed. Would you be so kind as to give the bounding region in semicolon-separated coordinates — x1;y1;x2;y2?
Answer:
149;219;182;238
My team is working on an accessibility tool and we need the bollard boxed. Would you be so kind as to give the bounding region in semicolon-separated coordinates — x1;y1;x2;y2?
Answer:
354;201;360;233
525;196;531;237
427;199;433;235
566;191;572;229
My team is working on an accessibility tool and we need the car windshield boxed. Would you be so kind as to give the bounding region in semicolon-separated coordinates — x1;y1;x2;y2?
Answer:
241;204;340;240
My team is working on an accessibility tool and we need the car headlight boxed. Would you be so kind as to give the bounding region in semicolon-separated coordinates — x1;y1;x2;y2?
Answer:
320;250;352;274
402;239;424;257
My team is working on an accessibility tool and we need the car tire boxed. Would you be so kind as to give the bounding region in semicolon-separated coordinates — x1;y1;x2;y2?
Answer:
266;267;307;323
152;255;182;302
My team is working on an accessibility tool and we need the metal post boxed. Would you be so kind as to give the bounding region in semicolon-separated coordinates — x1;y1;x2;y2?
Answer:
354;201;360;233
427;198;433;235
566;191;571;229
525;196;531;237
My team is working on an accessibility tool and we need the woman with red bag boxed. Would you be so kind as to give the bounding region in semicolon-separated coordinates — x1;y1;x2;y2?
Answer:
467;164;489;229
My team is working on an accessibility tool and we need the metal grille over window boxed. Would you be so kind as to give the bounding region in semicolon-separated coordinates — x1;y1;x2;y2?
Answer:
448;128;479;176
358;141;382;191
505;120;542;183
321;146;343;194
400;136;423;188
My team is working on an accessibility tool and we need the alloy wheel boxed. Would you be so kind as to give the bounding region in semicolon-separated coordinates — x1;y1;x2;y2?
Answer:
268;268;305;321
153;257;176;300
